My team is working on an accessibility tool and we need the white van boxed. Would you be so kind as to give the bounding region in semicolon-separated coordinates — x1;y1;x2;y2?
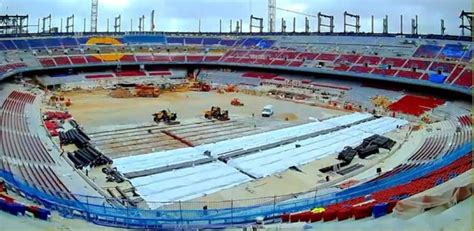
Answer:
262;105;274;117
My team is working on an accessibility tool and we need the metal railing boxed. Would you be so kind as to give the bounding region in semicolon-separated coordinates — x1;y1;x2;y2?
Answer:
0;142;470;229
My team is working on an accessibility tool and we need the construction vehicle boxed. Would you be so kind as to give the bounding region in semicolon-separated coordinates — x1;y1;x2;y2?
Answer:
153;110;180;125
190;82;211;92
204;106;230;121
231;98;244;106
135;85;161;98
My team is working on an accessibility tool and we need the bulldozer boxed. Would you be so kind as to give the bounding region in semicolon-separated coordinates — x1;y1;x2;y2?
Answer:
230;98;244;106
153;110;180;125
204;106;230;121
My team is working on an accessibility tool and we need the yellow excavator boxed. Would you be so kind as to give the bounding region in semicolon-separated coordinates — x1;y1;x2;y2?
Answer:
153;109;180;125
204;106;230;121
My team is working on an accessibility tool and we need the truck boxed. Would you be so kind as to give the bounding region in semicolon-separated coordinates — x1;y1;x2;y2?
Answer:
261;105;274;117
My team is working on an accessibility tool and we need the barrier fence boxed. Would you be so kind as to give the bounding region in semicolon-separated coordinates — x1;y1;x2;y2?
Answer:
0;142;471;229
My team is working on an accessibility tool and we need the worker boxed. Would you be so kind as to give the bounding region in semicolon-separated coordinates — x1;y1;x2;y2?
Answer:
203;205;208;216
252;113;255;118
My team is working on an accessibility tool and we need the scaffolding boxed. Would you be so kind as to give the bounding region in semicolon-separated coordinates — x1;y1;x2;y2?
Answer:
459;11;473;36
0;15;29;34
268;0;276;32
66;14;74;33
114;15;121;33
317;12;334;33
343;11;360;33
250;15;263;33
411;15;418;35
91;0;98;32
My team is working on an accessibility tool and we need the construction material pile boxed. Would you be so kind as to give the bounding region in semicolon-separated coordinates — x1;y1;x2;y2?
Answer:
109;88;134;98
67;146;113;169
371;96;392;109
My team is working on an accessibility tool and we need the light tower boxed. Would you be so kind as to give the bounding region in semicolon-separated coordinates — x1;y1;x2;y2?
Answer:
91;0;98;32
268;0;276;32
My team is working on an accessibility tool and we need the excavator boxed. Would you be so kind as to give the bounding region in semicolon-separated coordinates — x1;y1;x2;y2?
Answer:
204;106;230;121
153;109;180;125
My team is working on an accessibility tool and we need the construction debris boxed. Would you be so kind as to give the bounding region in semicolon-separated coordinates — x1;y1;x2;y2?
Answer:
109;88;134;98
135;85;161;98
371;95;392;109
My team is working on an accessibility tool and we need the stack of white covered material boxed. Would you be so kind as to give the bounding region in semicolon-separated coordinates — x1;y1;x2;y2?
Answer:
114;113;373;174
131;162;251;208
114;147;207;174
228;117;408;178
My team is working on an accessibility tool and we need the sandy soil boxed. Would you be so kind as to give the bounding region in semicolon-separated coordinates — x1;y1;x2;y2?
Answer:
63;89;347;129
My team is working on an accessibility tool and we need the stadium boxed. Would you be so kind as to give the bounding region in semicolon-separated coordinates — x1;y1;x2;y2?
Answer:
0;0;472;230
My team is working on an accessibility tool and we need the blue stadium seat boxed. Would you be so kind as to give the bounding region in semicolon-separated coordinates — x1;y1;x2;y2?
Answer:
462;49;472;61
167;37;184;45
372;203;388;218
26;39;46;49
413;45;442;58
60;37;79;47
241;38;263;47
185;37;203;45
256;39;275;49
0;40;16;50
12;39;30;50
219;39;237;46
76;37;89;45
202;38;221;45
42;38;62;48
122;35;166;44
440;44;466;59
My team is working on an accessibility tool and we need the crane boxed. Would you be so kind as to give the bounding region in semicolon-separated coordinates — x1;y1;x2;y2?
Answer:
276;7;317;18
91;0;98;32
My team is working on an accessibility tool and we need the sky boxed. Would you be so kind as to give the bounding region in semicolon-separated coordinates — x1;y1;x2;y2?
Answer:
2;0;471;35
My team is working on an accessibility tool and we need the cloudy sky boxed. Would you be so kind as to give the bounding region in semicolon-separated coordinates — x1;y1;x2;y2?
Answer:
2;0;471;35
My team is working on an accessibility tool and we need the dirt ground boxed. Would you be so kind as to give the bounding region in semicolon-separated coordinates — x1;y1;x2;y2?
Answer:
63;89;347;129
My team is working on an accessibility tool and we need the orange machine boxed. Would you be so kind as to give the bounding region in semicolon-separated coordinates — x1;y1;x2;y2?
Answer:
190;82;211;92
230;98;244;106
135;85;161;98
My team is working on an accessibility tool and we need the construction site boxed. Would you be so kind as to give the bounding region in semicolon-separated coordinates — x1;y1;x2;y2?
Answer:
37;68;418;209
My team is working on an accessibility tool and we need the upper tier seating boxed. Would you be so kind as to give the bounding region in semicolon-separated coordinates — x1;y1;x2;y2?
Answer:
381;57;407;67
122;35;166;44
429;62;456;73
403;59;431;70
185;37;203;45
316;53;339;61
413;45;443;58
438;44;466;60
12;40;29;50
60;37;79;47
452;69;472;87
357;56;382;65
335;54;361;64
42;38;62;48
395;70;423;79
